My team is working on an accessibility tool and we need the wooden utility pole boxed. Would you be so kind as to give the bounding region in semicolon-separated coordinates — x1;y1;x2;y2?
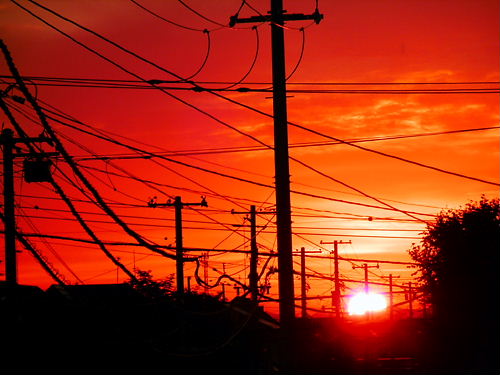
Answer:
295;247;322;318
321;240;351;319
382;274;400;320
148;196;207;295
2;129;16;285
1;128;55;285
353;263;379;293
230;0;323;328
232;206;275;302
407;281;414;319
300;247;307;318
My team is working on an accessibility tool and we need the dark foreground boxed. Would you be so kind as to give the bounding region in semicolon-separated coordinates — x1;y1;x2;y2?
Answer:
1;283;498;374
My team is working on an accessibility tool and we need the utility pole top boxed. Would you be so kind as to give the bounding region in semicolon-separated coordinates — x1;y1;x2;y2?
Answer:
1;128;57;285
148;196;208;208
353;263;380;293
320;240;351;319
230;0;324;330
320;240;352;246
147;195;208;295
229;9;323;27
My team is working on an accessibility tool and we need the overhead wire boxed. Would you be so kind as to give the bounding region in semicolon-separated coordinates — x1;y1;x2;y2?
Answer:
185;29;211;80
3;74;499;87
176;0;232;30
16;205;83;283
3;79;499;94
128;0;215;80
285;27;305;81
20;0;496;217
11;0;498;190
0;94;137;283
3;84;281;253
129;0;208;32
12;91;438;218
213;90;500;187
6;2;439;224
31;101;440;216
0;39;184;268
0;211;68;285
3;0;480;296
212;25;260;90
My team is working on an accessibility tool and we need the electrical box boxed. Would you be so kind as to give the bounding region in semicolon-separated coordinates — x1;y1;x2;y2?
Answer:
23;158;52;183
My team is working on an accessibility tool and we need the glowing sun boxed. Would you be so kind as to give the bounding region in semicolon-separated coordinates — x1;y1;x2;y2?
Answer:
347;292;388;315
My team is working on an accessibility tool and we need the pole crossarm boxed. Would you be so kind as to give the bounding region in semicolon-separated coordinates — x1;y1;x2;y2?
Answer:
382;274;401;319
353;262;380;293
147;195;208;295
148;196;207;208
320;240;351;318
230;0;324;328
231;205;276;302
320;240;352;246
1;128;57;285
230;10;323;27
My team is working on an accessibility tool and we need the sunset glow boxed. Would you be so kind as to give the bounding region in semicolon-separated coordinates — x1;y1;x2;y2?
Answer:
0;0;498;318
347;292;388;316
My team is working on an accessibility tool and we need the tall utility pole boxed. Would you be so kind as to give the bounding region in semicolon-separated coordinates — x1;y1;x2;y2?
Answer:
300;247;307;318
321;240;351;319
353;263;379;293
2;129;16;285
230;0;323;328
232;206;275;302
296;247;322;318
407;281;414;319
148;196;207;295
1;128;55;285
382;273;400;320
248;205;258;303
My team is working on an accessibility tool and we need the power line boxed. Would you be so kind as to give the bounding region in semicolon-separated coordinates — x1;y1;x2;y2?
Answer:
176;0;231;29
4;78;498;94
30;100;436;217
3;75;498;86
216;26;260;90
10;0;498;191
129;0;208;32
1;88;140;283
1;39;182;269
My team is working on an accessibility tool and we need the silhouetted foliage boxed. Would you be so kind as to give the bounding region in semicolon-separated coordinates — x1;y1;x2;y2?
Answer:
126;269;174;300
409;196;500;372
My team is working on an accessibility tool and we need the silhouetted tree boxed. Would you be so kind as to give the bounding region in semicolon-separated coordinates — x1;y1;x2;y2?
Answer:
126;269;174;300
409;196;500;372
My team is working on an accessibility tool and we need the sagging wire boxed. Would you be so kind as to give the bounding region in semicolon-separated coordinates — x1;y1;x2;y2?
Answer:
11;0;447;222
285;27;305;81
0;39;183;268
218;25;260;90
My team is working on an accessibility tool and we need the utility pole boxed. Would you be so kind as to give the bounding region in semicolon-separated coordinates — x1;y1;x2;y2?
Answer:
221;282;226;301
294;247;322;318
321;240;351;319
382;274;400;320
407;281;414;319
203;252;209;294
148;196;207;295
2;129;16;285
353;263;379;293
248;205;258;303
232;206;275;303
230;0;323;329
300;246;307;318
1;128;55;285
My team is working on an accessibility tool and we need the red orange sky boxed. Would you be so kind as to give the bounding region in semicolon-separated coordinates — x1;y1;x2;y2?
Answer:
0;0;498;317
